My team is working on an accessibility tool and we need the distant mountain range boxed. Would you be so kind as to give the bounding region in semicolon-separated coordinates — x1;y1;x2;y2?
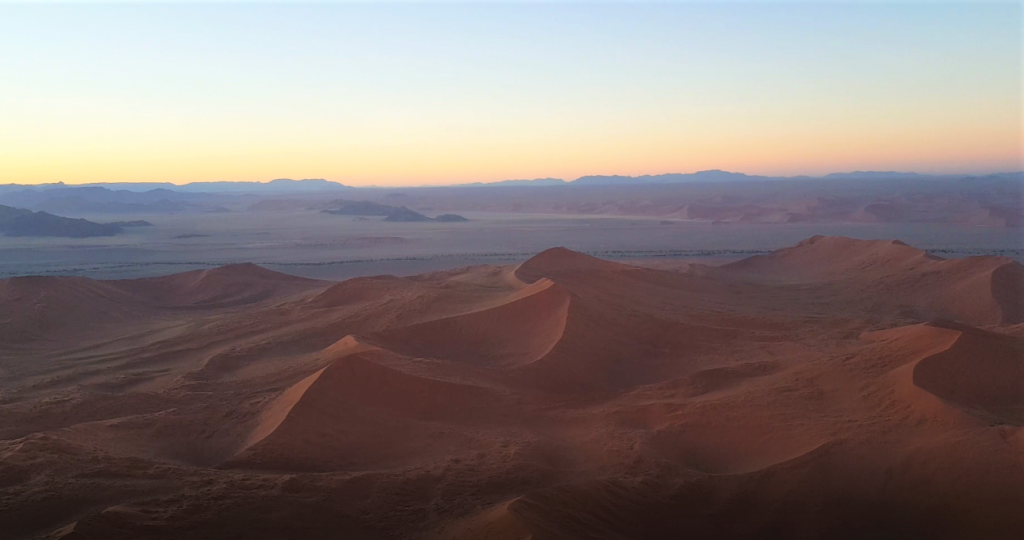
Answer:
321;199;468;223
569;170;1023;185
821;171;932;180
0;169;1018;233
0;178;349;196
1;172;1019;200
456;178;567;187
573;170;768;185
0;204;123;238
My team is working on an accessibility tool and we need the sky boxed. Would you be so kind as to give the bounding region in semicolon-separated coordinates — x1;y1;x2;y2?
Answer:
0;1;1020;187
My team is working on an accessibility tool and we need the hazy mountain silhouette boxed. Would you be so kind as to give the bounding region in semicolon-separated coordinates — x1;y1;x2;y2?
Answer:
573;169;765;185
321;199;402;216
0;204;122;237
3;172;1020;197
105;220;154;227
458;178;567;187
382;206;433;222
822;171;932;180
322;199;466;222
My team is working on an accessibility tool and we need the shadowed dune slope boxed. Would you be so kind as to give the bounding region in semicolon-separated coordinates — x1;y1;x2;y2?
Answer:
991;261;1024;323
304;269;524;331
426;499;532;540
0;276;146;346
506;252;769;394
306;274;419;308
0;264;324;348
116;263;325;308
909;256;1024;325
913;322;1024;424
507;434;1024;540
510;293;736;394
372;279;570;367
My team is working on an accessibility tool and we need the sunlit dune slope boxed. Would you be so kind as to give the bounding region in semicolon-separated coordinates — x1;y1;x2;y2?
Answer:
229;346;514;472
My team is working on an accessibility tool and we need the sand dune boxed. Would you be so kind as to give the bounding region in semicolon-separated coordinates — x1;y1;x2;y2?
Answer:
513;246;632;284
721;235;1024;325
0;264;324;350
373;279;570;368
118;263;324;309
230;347;513;472
913;322;1024;424
2;236;1022;539
723;235;940;279
0;276;146;347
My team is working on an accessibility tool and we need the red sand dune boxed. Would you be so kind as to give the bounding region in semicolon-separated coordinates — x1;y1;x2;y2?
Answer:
513;246;633;284
912;321;1024;424
229;345;518;472
0;264;324;349
117;263;324;308
373;278;571;368
2;236;1023;540
721;235;1024;325
0;276;145;347
722;235;940;279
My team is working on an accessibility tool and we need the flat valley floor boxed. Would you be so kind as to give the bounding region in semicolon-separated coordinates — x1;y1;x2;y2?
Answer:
1;211;1020;280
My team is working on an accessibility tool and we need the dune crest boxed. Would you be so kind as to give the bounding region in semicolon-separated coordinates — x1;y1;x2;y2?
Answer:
723;235;939;280
119;263;323;308
722;235;1024;325
0;264;325;349
230;347;509;471
372;278;571;367
862;320;1024;425
514;246;631;284
912;323;1024;424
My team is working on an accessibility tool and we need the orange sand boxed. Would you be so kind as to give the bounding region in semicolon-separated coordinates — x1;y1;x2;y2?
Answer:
1;236;1021;539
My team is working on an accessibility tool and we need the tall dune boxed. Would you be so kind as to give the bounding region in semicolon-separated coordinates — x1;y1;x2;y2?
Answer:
230;348;513;472
373;279;570;367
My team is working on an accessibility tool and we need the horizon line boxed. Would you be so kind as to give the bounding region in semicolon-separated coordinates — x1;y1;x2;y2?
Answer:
4;167;1022;190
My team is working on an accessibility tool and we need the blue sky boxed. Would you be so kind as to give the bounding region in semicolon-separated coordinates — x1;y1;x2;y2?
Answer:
1;1;1020;185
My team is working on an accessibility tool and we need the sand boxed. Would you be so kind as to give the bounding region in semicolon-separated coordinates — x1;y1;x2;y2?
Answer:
1;235;1022;539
